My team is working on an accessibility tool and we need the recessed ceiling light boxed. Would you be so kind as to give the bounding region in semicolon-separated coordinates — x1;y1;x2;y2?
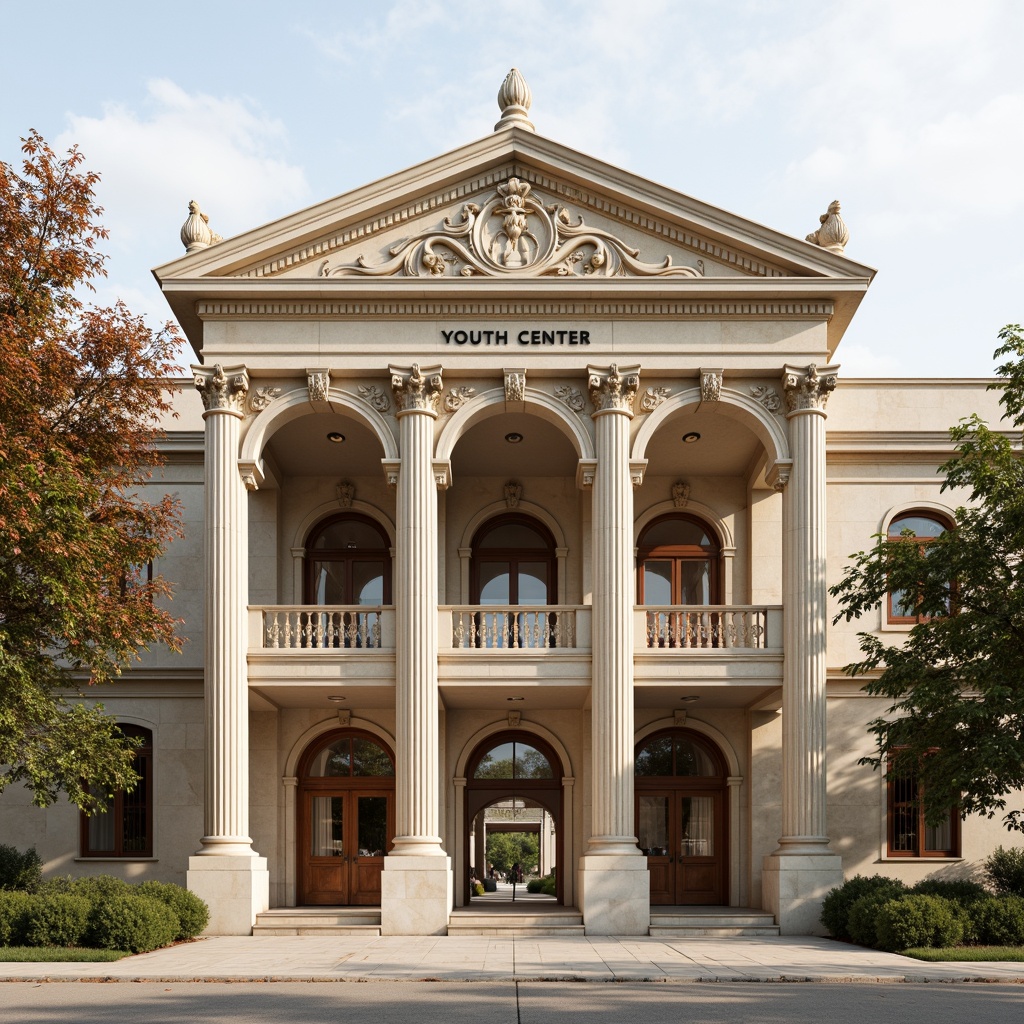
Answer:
327;695;347;702
682;432;701;444
505;432;524;444
680;695;700;703
327;432;346;443
506;696;525;702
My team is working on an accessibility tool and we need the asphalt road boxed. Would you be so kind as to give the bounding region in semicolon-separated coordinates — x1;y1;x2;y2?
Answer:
1;981;1023;1024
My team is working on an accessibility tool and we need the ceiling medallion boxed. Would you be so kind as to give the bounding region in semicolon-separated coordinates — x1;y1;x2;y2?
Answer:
323;178;704;280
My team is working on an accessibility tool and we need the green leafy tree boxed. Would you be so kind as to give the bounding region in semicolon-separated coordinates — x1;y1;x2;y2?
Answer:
830;325;1024;830
0;132;182;811
486;831;540;876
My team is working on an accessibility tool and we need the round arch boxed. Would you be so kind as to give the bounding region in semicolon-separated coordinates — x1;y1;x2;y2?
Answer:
879;500;957;536
452;719;574;909
239;385;399;468
435;386;595;463
631;386;790;470
635;717;744;907
634;499;735;551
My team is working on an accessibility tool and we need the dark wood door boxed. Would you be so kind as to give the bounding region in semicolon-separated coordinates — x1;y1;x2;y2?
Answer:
301;790;391;905
638;789;725;905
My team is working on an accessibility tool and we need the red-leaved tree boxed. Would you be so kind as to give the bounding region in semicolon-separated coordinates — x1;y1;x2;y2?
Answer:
0;131;183;810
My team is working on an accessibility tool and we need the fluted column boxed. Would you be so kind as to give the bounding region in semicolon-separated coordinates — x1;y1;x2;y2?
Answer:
390;364;445;856
193;363;254;857
777;363;838;853
587;364;642;855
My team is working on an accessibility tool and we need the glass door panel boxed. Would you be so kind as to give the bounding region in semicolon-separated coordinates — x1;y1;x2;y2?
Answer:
680;796;714;858
311;796;344;857
642;560;672;604
679;562;711;605
357;796;388;857
518;562;549;603
353;561;385;605
479;562;512;604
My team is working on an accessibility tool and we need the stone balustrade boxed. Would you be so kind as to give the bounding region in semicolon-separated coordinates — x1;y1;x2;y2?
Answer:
255;606;387;649
641;605;778;650
446;606;582;649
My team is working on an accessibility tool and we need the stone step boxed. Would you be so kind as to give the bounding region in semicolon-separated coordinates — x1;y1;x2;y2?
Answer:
253;907;382;936
447;910;585;936
649;909;780;937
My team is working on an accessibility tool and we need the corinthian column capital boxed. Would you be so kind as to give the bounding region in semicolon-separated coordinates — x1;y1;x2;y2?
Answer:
588;364;640;415
782;363;838;415
193;363;249;416
390;363;443;415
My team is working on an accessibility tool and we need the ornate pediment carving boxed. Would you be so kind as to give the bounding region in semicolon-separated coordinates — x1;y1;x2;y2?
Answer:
320;177;704;281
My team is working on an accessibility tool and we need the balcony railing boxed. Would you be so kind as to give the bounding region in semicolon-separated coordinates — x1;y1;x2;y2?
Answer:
447;606;583;650
256;606;386;650
642;606;774;649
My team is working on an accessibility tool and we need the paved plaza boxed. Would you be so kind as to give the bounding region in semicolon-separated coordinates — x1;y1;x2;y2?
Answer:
2;934;1024;984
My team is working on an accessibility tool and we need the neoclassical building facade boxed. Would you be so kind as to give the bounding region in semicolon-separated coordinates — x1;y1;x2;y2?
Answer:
5;71;1016;936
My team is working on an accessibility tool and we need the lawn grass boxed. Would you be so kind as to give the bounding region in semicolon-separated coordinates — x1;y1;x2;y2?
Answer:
0;947;132;962
903;946;1024;962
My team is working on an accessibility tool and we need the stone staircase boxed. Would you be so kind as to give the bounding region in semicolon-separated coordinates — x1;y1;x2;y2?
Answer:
253;907;382;936
648;907;780;937
447;906;585;936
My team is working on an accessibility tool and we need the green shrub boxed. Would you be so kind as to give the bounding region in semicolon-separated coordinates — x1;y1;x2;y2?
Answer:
821;875;906;941
974;895;1024;945
985;846;1024;897
70;875;131;907
0;892;34;945
526;879;543;893
0;845;42;892
137;882;208;940
35;876;76;897
89;892;178;954
540;875;556;896
911;878;988;904
874;894;964;951
23;894;91;948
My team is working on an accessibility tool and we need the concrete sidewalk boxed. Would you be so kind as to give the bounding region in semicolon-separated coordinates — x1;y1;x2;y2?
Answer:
2;934;1024;983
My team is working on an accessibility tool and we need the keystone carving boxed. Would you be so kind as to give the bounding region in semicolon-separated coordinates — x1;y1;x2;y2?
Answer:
672;481;691;507
782;364;838;414
323;178;704;280
390;363;443;413
194;363;248;414
337;481;355;508
504;370;526;403
588;364;640;414
700;370;723;403
307;369;331;403
504;481;523;508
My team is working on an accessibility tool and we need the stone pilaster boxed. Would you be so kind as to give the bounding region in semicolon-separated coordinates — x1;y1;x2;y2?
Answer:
578;365;649;935
187;364;269;935
381;364;451;934
762;363;842;935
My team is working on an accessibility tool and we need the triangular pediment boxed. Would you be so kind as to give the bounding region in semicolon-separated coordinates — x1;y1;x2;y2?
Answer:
154;128;874;351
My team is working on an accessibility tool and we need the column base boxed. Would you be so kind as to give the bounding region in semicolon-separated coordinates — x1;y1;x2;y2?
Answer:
578;854;650;935
761;852;843;935
187;855;269;935
380;855;452;935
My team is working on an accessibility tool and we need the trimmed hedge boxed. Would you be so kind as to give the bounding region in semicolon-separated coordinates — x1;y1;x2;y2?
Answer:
974;895;1024;945
89;892;179;954
137;881;209;940
873;894;965;952
821;875;907;941
23;894;91;948
0;892;33;946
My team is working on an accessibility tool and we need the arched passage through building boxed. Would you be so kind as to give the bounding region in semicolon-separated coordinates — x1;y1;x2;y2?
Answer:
464;731;564;904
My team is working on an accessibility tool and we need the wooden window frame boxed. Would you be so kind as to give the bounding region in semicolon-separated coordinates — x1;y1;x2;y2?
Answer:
885;510;954;625
636;513;722;605
886;759;960;858
303;513;392;606
80;725;153;858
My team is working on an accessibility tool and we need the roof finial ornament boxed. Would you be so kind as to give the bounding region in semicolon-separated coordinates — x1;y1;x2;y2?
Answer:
495;67;535;133
805;200;849;255
180;200;223;253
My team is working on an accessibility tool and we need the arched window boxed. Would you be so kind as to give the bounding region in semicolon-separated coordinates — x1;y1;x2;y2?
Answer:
637;514;721;605
304;514;391;606
471;514;556;606
80;725;153;858
471;739;556;780
886;510;954;623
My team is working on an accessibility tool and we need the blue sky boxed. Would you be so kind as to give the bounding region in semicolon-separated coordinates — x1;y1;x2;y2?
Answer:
3;0;1022;377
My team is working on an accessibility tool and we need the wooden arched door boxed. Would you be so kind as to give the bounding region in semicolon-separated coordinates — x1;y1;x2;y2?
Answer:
635;730;728;905
298;730;395;906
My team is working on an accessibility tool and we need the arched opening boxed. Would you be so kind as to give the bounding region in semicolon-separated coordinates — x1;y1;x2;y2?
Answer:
635;729;729;905
468;514;558;648
464;731;563;905
300;513;392;648
297;729;395;906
